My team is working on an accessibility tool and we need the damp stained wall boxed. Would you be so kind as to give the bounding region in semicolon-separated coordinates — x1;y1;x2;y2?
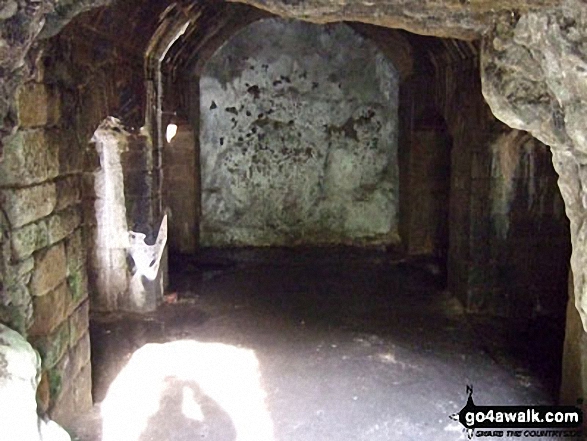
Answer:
199;19;399;247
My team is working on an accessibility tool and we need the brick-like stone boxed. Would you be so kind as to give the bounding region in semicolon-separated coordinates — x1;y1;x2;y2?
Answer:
55;175;81;211
73;362;93;412
58;130;85;175
15;82;60;128
10;220;49;261
49;384;74;428
68;300;89;347
0;183;56;228
67;266;88;310
28;282;70;336
65;228;85;275
49;359;92;427
0;129;60;186
47;206;81;244
30;244;67;297
4;256;34;287
29;320;70;369
70;331;91;376
5;280;31;307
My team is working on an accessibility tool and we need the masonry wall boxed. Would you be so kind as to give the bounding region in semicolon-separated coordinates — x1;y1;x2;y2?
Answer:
400;41;570;318
0;78;93;424
0;21;146;425
163;121;199;254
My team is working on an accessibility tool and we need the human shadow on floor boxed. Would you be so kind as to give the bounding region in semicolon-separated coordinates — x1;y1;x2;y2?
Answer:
139;377;236;441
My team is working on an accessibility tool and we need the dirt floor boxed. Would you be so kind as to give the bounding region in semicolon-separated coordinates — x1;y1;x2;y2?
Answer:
68;248;572;441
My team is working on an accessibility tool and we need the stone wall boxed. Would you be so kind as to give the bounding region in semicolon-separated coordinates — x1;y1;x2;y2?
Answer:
199;18;400;247
0;18;147;423
467;131;570;317
400;37;570;318
163;121;199;254
0;77;92;425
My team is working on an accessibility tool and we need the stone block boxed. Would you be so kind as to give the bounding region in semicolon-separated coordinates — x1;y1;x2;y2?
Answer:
0;129;59;186
49;385;75;429
70;331;91;376
5;280;31;307
81;173;96;199
65;228;85;275
67;266;88;310
0;183;56;228
4;256;34;287
58;131;84;175
15;82;60;128
48;352;69;404
55;176;81;211
73;362;93;412
47;206;81;245
28;282;69;337
37;370;50;414
10;221;49;261
30;244;67;297
68;300;89;347
29;320;69;369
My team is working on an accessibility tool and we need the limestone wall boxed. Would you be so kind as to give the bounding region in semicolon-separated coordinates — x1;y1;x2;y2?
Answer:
199;19;400;247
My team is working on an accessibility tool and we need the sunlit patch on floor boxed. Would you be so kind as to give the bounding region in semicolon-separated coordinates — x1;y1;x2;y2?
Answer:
100;340;275;441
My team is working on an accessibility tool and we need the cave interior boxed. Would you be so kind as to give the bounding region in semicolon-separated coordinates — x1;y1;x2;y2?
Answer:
0;0;585;439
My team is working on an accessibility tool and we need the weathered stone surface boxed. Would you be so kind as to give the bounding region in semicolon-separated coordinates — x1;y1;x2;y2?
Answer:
65;228;85;275
200;19;399;246
29;320;70;369
232;0;558;39
73;362;92;411
481;0;587;330
28;283;70;337
11;221;49;261
67;265;89;310
47;207;82;245
0;183;56;229
15;82;60;128
49;360;92;427
0;129;60;186
70;331;91;376
68;300;89;347
0;324;71;441
30;244;67;297
55;176;81;211
4;256;34;288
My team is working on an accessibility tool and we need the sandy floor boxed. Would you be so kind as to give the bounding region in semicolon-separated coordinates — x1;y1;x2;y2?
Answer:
68;248;570;441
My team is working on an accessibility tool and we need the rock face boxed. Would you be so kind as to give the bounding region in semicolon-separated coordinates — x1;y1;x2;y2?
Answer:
199;19;399;246
0;324;70;441
480;0;587;402
481;0;587;330
230;0;560;39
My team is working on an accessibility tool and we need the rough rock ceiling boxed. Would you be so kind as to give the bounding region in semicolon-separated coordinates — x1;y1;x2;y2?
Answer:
228;0;559;39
